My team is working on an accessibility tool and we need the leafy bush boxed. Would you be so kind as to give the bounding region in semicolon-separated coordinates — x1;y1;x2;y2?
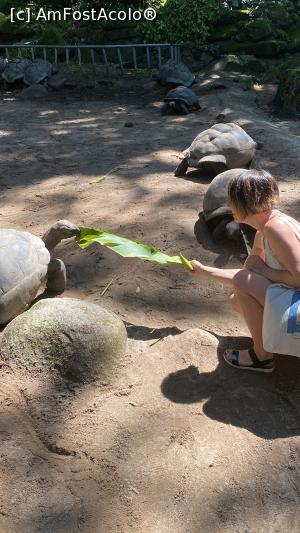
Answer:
245;18;273;41
38;25;66;45
141;0;222;44
275;67;300;116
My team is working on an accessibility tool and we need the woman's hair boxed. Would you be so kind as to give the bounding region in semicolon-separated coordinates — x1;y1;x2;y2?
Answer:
228;169;279;218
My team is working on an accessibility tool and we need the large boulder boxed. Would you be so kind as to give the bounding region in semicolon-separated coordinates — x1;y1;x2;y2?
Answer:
0;298;127;382
211;54;264;76
19;84;48;99
48;73;67;90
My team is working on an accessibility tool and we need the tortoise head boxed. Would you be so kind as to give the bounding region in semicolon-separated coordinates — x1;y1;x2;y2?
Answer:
42;220;80;252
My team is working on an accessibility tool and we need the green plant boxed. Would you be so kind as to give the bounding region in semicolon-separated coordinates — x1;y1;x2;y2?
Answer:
141;0;221;45
38;25;66;45
76;227;194;270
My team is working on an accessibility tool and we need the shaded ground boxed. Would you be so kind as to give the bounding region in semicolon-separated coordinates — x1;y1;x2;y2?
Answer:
0;72;299;532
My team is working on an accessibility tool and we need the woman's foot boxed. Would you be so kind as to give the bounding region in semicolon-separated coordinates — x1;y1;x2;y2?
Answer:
223;347;275;373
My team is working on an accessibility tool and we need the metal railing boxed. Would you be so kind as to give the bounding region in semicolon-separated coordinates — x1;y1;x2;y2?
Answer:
0;43;181;73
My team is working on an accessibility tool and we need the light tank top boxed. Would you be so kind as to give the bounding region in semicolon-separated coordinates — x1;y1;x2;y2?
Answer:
264;212;300;271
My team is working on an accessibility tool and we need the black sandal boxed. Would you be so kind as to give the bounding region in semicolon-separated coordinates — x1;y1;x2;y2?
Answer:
223;347;275;373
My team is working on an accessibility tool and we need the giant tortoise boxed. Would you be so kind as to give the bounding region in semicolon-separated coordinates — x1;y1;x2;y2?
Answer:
24;59;53;85
202;168;256;243
0;220;79;324
158;59;195;87
175;123;257;177
2;57;31;83
162;86;201;115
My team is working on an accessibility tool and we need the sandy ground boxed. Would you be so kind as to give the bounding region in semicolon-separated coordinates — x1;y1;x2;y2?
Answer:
0;73;299;532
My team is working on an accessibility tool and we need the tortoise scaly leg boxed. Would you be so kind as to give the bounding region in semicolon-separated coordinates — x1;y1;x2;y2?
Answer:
174;157;188;177
179;102;189;115
46;258;66;293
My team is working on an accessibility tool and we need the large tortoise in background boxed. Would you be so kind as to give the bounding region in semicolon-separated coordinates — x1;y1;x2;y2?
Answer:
201;168;256;244
158;59;195;87
2;57;31;83
2;58;53;85
175;123;257;178
23;59;53;85
0;220;79;324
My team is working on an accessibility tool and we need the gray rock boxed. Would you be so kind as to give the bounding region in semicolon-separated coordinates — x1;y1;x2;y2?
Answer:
19;84;49;99
193;74;228;95
0;298;127;382
47;74;66;90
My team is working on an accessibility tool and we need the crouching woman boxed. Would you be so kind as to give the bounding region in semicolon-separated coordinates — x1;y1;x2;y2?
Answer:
191;169;300;372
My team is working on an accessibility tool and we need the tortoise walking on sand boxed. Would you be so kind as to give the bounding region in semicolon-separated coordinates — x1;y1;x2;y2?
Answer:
0;220;79;324
162;86;201;115
175;123;257;178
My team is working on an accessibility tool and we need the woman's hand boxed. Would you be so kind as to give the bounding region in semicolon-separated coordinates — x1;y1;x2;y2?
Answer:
189;259;207;276
244;254;268;276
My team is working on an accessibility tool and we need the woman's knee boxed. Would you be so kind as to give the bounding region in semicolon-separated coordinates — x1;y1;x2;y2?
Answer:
232;268;251;293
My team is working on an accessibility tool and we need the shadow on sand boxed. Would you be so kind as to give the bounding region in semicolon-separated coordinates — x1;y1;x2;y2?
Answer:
161;332;300;440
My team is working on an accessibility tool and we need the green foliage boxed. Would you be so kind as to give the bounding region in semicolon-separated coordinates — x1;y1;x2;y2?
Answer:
245;18;273;41
288;27;300;52
0;9;33;43
38;25;66;45
209;24;238;42
241;229;252;255
275;67;300;116
219;8;250;24
141;0;222;45
76;227;194;270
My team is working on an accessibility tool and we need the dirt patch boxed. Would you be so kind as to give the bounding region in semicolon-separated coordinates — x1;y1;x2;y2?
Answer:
0;73;299;532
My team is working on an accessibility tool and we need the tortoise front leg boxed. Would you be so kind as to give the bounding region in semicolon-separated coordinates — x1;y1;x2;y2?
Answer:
179;102;189;115
174;157;188;177
46;258;66;292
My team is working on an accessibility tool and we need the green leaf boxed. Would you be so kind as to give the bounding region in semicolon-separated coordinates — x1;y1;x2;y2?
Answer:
90;175;106;184
89;166;122;184
76;227;194;271
240;228;252;256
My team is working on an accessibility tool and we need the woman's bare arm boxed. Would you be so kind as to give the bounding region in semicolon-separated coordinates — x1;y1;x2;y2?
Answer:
250;230;265;260
190;261;240;286
261;220;300;286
